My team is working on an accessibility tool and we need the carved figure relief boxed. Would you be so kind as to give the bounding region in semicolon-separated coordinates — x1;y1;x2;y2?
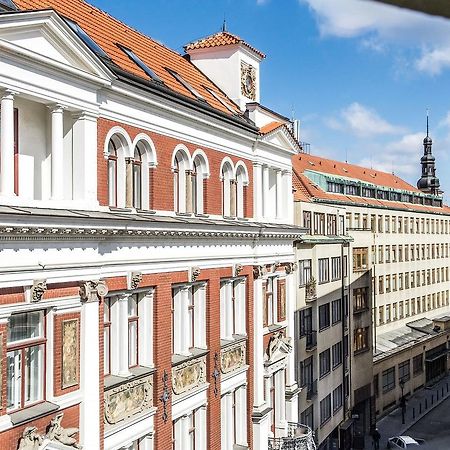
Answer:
265;331;292;364
234;263;244;277
79;280;108;302
62;319;79;389
221;341;246;374
240;61;256;100
253;265;265;279
104;375;153;425
18;427;42;450
129;272;143;290
172;356;206;395
31;280;47;303
47;413;81;448
190;266;201;282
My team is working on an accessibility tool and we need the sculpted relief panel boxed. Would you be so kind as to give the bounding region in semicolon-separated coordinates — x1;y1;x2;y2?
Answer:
62;319;79;389
104;375;153;425
221;341;246;374
172;356;206;395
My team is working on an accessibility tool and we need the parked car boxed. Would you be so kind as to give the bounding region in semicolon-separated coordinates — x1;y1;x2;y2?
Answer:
387;436;426;448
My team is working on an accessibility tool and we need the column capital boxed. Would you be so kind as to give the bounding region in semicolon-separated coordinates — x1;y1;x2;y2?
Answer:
79;280;108;303
47;103;67;113
1;89;17;100
281;169;292;176
71;110;98;121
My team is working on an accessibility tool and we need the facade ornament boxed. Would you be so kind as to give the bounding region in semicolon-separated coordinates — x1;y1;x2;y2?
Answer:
190;266;201;282
234;263;244;277
30;280;47;303
159;370;170;423
212;352;220;397
18;427;43;450
253;265;265;279
129;271;143;290
285;262;298;275
47;413;81;448
266;331;292;363
305;277;317;300
79;280;108;303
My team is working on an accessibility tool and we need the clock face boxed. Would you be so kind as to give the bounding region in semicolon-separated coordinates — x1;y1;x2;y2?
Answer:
241;62;256;100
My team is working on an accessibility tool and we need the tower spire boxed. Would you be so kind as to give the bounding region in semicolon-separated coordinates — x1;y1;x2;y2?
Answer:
222;16;227;32
426;108;429;137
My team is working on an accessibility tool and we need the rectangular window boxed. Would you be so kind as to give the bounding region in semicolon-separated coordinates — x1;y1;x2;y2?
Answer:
318;258;329;284
382;367;396;393
319;303;330;331
354;327;369;353
353;287;369;312
128;295;139;368
104;299;111;375
327;214;337;235
333;385;343;413
7;311;45;412
299;259;312;286
332;299;342;324
313;213;325;235
173;406;205;450
319;349;331;378
320;394;332;425
353;247;368;271
301;405;314;431
263;277;278;327
398;360;410;382
332;341;342;368
220;278;246;339
173;284;206;355
413;354;423;376
277;279;287;322
303;211;312;233
331;256;341;281
299;307;313;338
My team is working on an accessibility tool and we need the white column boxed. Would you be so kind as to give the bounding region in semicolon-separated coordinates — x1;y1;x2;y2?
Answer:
262;165;270;218
196;406;207;450
80;290;100;448
72;112;98;204
252;416;269;450
49;104;65;200
236;386;248;446
116;294;131;377
236;280;246;335
275;370;287;436
282;170;293;224
253;277;265;408
139;289;154;367
285;271;299;424
140;434;154;450
180;415;190;448
221;395;227;450
194;284;207;348
225;393;234;449
253;162;263;220
276;169;283;219
175;287;190;356
0;90;16;197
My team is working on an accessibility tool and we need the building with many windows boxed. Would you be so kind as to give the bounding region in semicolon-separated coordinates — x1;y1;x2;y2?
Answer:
291;130;450;448
0;1;317;449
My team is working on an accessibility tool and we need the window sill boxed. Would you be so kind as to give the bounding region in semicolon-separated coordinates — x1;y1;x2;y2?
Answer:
319;326;330;333
108;206;133;212
354;347;370;356
353;307;369;315
221;334;247;349
319;372;330;380
175;212;193;217
9;401;60;426
172;347;209;367
104;365;156;390
195;213;209;218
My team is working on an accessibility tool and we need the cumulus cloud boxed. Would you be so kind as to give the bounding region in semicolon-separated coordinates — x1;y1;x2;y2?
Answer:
326;102;405;137
301;0;450;75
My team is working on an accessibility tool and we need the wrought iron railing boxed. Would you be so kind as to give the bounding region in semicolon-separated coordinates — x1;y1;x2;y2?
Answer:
268;423;317;450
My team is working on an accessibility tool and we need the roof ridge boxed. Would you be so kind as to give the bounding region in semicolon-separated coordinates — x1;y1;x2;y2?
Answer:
185;30;242;50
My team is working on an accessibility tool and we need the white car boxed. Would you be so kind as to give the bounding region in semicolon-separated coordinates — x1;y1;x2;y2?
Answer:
387;436;426;448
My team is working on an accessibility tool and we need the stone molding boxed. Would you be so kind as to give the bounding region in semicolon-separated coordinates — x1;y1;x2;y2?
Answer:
172;355;207;396
220;341;246;374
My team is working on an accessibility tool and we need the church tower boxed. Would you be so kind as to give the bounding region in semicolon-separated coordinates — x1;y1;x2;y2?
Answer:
417;115;441;195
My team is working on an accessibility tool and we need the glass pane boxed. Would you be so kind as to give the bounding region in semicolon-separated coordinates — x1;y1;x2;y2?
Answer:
7;350;21;410
104;327;110;375
104;299;110;322
8;311;43;343
25;344;44;405
108;160;116;206
128;321;138;367
133;164;142;209
128;295;138;317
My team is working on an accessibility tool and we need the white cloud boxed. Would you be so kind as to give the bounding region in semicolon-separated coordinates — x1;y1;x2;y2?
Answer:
301;0;450;75
256;0;269;4
326;102;405;137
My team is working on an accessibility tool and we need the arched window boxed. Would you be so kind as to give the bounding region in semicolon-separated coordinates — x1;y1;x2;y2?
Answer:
192;154;208;215
174;150;190;213
108;140;118;207
132;145;143;209
221;162;234;217
235;164;248;218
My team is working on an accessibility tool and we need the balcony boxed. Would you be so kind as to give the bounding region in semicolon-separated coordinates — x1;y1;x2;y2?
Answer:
305;278;317;301
306;380;318;400
305;331;317;351
268;423;317;450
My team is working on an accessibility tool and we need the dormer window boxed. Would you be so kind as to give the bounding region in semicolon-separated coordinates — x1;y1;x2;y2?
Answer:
166;68;205;101
119;45;163;83
0;0;18;11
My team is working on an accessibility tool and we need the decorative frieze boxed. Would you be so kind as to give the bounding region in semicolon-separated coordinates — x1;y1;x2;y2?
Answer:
30;280;47;303
172;355;206;395
221;341;246;374
62;319;79;389
104;374;153;425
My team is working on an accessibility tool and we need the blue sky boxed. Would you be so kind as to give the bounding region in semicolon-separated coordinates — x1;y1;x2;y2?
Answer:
90;0;450;199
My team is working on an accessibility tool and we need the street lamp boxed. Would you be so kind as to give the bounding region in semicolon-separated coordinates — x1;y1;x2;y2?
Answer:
400;379;406;424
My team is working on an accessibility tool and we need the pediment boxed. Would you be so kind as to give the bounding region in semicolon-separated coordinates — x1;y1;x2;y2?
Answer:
0;10;112;82
261;125;301;153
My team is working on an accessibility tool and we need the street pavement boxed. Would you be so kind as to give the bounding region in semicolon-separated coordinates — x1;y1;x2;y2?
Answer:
373;375;450;449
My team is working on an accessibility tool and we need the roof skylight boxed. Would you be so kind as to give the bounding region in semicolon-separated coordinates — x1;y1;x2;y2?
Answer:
64;17;110;60
118;44;163;83
203;86;236;113
166;68;205;101
0;0;18;11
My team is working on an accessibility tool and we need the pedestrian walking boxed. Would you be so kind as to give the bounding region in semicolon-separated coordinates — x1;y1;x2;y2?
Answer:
372;428;381;450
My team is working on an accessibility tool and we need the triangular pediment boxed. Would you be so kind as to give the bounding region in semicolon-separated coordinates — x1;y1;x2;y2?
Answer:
0;10;112;82
261;125;301;154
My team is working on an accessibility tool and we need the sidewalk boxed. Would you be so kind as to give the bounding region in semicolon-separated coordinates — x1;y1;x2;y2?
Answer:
373;375;450;448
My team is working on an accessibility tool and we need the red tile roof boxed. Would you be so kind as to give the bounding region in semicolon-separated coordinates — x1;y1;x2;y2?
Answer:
185;31;266;59
259;121;284;135
13;0;241;117
292;154;450;215
293;153;419;192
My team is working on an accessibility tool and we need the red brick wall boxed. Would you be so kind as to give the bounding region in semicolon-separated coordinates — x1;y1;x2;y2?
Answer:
97;118;254;218
0;404;79;450
53;312;81;397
